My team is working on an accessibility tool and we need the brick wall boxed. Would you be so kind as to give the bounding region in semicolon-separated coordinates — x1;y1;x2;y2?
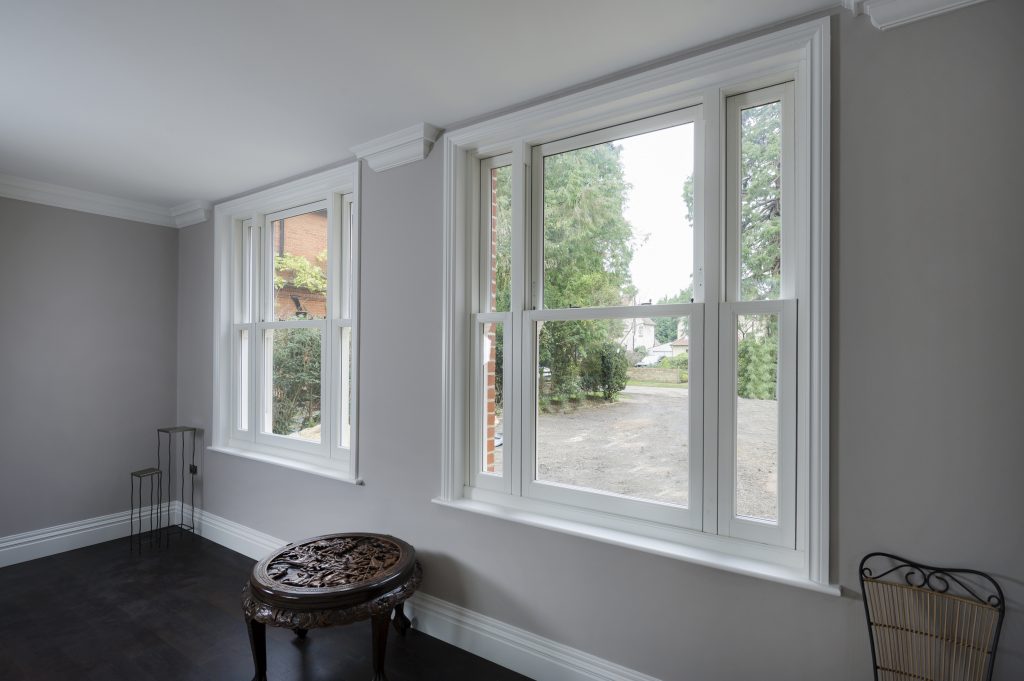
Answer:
273;209;328;319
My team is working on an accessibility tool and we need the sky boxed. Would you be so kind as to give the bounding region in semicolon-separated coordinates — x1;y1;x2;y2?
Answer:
615;123;695;305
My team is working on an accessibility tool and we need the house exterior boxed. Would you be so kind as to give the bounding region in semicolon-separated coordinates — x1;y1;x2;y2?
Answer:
620;317;656;351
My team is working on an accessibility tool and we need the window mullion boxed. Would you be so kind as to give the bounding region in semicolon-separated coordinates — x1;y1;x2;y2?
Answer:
701;87;724;536
511;141;531;498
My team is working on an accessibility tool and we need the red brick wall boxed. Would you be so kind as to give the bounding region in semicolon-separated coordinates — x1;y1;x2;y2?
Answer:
273;210;328;320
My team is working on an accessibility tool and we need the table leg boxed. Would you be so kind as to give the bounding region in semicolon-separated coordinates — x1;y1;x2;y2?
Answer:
246;617;268;681
371;613;390;681
392;603;411;635
292;627;308;639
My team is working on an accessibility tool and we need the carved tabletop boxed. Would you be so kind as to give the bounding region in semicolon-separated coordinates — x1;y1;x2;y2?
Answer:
242;533;422;681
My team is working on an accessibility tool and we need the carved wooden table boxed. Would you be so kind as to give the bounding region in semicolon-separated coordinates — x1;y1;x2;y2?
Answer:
242;532;422;681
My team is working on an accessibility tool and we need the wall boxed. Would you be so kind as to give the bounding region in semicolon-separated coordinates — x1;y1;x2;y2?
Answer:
176;3;1024;679
0;197;178;537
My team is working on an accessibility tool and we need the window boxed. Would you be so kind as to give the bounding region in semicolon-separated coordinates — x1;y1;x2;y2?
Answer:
213;165;359;481
440;20;831;590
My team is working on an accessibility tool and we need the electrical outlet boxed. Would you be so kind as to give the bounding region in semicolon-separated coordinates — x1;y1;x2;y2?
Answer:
189;464;198;475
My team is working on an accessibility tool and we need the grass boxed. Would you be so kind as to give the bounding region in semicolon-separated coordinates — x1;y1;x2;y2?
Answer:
626;380;688;389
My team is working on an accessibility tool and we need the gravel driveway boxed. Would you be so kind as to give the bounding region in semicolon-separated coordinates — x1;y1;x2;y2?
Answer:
536;385;779;519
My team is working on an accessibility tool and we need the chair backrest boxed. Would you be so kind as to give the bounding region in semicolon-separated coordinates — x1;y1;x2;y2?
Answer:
860;552;1005;681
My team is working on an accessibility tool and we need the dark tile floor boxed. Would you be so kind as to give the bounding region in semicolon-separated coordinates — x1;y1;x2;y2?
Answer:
0;534;532;681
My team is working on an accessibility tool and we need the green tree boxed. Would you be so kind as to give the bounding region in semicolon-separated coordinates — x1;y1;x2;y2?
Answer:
271;250;326;434
739;102;782;301
536;143;637;400
271;328;321;435
654;286;694;344
580;342;629;400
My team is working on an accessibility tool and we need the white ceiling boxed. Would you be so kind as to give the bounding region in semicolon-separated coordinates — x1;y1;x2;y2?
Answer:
0;0;837;210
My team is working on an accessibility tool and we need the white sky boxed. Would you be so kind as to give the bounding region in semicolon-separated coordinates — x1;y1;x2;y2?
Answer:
616;124;694;305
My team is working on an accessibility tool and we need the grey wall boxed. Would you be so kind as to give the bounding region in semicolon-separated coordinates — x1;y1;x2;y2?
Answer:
174;3;1024;679
0;197;178;537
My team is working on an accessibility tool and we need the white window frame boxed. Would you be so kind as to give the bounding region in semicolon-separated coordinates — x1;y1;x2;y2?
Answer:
213;164;361;483
438;19;831;593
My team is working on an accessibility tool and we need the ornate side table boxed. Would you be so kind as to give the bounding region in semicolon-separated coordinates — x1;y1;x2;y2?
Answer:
241;533;421;681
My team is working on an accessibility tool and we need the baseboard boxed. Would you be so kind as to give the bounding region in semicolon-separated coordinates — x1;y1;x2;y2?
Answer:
3;506;662;681
0;502;172;568
189;505;284;560
405;592;663;681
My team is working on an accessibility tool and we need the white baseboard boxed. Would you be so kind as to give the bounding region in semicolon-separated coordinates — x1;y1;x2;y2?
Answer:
2;505;662;681
0;503;172;568
405;592;663;681
190;505;284;560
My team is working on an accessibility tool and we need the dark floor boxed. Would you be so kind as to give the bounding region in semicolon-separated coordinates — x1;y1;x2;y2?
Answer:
0;534;532;681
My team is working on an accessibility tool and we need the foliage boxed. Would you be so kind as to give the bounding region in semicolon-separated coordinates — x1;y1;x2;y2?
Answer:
271;328;321;436
737;334;777;400
580;342;629;400
274;251;327;294
538;143;636;400
654;286;694;344
682;103;784;397
739;103;782;301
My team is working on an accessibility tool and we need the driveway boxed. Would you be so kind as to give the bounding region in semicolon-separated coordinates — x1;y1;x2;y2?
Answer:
536;385;779;519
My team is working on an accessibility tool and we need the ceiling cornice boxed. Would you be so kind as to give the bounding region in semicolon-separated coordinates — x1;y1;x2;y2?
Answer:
842;0;990;30
0;174;209;228
171;200;212;228
351;123;442;172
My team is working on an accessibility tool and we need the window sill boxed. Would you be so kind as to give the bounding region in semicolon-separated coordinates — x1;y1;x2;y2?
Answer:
432;496;839;596
209;444;363;485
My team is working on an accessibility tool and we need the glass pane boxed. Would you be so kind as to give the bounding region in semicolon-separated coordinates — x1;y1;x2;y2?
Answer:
543;123;695;309
266;328;322;443
238;329;249;431
482;322;504;474
735;313;779;521
340;326;352;449
739;101;782;301
273;208;328;320
488;165;511;313
535;318;688;506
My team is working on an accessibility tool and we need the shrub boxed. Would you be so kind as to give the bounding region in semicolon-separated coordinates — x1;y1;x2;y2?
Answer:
580;341;629;400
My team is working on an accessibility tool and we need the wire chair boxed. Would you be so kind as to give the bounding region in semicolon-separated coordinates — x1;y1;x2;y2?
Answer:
859;552;1005;681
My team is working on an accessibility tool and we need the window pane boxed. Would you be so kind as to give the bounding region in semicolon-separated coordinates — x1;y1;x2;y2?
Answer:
273;208;328;320
266;328;322;443
739;101;782;301
482;322;504;474
238;329;249;431
535;318;689;507
340;325;352;449
543;123;695;309
488;166;511;313
735;313;779;521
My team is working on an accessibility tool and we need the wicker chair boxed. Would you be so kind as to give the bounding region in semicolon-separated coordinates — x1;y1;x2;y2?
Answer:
859;553;1005;681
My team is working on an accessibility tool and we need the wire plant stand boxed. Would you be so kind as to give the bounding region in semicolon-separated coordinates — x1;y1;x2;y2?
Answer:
859;552;1005;681
158;426;199;538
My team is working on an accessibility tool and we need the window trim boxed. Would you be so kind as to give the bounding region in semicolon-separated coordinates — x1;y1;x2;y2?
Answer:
439;19;831;590
213;163;361;483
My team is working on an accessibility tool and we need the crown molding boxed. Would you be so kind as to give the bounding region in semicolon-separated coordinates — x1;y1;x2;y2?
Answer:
0;173;177;226
172;199;212;227
351;123;442;172
842;0;990;30
0;173;215;228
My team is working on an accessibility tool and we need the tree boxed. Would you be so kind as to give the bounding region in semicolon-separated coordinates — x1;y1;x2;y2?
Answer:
739;103;782;301
271;251;326;434
681;103;783;400
580;342;629;400
271;327;321;435
536;143;637;400
654;286;693;344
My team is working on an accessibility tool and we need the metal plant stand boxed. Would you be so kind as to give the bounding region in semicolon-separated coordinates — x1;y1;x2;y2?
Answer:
158;426;198;536
129;467;163;552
